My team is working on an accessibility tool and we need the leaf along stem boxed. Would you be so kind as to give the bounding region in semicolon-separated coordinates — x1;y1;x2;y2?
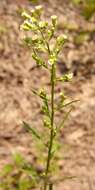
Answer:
57;99;80;110
58;107;73;131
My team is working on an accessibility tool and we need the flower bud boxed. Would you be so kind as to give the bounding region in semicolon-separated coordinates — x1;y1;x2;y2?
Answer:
31;9;35;16
57;73;73;82
39;21;48;29
21;11;31;19
35;5;43;12
51;15;57;26
57;34;67;46
63;73;73;81
48;53;57;65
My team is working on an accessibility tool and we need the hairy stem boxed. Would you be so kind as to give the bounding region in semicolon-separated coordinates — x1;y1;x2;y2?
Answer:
43;64;55;190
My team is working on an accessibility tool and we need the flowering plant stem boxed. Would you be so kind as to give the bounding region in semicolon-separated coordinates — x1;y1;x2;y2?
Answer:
20;5;76;190
44;64;55;190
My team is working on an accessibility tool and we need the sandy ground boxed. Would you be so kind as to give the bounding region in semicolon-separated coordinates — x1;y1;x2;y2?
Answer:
0;0;95;189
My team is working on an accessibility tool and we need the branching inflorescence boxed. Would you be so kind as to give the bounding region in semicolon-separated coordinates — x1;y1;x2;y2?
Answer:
21;5;77;190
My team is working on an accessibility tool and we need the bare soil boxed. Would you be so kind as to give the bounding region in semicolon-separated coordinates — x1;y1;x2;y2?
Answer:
0;0;95;189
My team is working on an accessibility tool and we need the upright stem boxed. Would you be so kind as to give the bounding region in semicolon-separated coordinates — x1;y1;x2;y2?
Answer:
43;64;55;190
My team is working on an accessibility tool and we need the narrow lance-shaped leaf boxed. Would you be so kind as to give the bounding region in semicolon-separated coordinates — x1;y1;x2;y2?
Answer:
32;88;39;96
32;52;47;68
57;107;73;131
23;121;41;140
57;99;80;110
50;140;61;159
43;96;50;118
52;175;77;184
32;89;50;118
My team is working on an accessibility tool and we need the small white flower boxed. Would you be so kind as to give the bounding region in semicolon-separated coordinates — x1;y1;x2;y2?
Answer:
35;5;43;11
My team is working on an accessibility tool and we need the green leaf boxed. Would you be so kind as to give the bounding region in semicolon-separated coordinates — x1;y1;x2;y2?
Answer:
32;89;39;96
19;175;36;190
0;164;13;177
23;121;41;139
58;99;80;110
51;140;61;158
21;163;39;182
41;93;50;118
19;177;30;190
24;37;33;46
58;107;73;130
13;152;25;166
32;53;47;68
53;175;77;184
